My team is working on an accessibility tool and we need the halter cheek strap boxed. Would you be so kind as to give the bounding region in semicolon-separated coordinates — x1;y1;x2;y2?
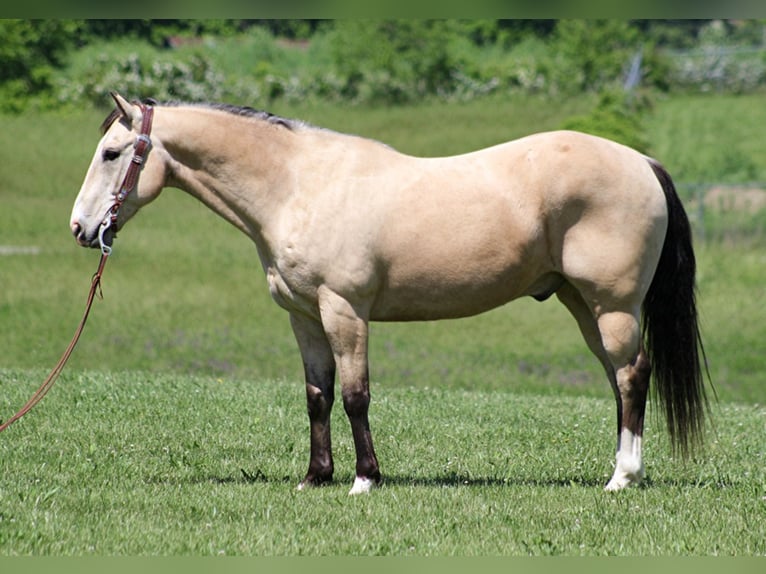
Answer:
99;104;155;255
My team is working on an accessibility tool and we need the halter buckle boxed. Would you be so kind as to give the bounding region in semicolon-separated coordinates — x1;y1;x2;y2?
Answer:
135;134;152;148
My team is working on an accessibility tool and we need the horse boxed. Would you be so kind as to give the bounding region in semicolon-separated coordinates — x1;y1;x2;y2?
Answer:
70;92;710;494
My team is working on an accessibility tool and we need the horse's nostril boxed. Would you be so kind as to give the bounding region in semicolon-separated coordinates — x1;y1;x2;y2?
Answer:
71;222;82;238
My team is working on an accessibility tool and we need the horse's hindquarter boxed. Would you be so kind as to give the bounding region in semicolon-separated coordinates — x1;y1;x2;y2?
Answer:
538;132;668;308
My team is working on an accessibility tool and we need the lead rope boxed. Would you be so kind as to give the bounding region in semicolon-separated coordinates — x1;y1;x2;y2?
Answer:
0;102;153;434
0;252;109;433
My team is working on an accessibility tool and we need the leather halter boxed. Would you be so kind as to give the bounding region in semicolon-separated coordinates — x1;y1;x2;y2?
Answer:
98;103;154;255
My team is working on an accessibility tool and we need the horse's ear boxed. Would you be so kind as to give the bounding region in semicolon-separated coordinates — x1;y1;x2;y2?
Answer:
110;91;139;124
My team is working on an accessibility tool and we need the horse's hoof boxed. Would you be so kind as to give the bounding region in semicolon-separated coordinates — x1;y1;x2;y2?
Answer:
297;474;332;491
604;470;645;491
604;477;630;491
348;475;378;495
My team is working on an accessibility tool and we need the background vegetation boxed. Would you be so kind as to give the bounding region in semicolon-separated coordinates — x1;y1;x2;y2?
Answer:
0;20;764;556
3;19;766;113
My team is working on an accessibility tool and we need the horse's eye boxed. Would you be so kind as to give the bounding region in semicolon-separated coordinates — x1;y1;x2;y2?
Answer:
102;149;120;162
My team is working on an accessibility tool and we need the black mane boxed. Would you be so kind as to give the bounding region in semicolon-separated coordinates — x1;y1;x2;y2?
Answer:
202;102;299;130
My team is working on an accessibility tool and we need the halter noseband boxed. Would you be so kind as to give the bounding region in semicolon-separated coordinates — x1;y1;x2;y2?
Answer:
98;103;155;256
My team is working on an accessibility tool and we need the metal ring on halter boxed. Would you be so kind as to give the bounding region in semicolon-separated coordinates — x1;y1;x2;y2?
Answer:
98;214;114;256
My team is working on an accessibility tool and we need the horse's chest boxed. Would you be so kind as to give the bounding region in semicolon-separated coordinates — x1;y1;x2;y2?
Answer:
265;264;319;317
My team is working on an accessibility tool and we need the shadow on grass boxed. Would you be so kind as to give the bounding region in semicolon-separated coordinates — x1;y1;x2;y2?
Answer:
145;469;606;489
144;469;738;490
380;473;739;489
381;473;607;488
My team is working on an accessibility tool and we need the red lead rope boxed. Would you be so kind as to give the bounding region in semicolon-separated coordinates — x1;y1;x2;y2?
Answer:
0;253;109;433
0;103;154;434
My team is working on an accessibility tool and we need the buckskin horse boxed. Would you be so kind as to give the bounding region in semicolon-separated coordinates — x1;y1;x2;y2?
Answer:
70;93;709;494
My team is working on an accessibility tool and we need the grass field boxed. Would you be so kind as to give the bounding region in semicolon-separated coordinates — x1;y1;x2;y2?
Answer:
0;370;764;555
1;93;765;555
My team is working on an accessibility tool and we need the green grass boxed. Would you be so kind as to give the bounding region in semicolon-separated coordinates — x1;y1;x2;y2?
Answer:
1;94;764;401
1;93;765;555
0;371;764;555
646;93;766;184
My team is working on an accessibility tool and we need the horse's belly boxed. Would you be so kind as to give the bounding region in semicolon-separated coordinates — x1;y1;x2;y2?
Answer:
370;257;551;321
371;203;551;320
370;286;516;321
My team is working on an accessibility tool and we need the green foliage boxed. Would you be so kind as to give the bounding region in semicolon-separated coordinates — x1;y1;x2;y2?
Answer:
554;20;642;92
324;20;475;104
57;40;230;105
78;20;262;46
0;20;82;113
670;48;766;94
5;20;766;112
561;89;652;153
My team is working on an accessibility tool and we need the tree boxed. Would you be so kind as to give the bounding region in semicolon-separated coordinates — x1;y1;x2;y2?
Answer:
0;20;83;112
554;20;641;92
327;20;472;103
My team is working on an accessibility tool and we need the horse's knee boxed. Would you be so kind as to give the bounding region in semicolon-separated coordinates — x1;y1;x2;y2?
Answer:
306;381;334;419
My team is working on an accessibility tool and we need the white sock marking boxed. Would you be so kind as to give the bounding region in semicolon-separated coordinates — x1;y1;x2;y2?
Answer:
605;428;645;491
348;476;376;495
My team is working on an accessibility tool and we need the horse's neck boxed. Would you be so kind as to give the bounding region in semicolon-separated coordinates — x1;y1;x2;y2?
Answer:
159;107;294;241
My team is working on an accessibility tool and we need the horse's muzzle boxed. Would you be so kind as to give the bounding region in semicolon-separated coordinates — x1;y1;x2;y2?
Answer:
71;221;114;249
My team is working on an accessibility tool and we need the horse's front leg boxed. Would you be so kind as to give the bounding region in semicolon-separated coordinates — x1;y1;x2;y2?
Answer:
290;312;336;489
317;288;381;495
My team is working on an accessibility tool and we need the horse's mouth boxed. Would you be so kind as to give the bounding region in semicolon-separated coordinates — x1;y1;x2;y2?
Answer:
72;223;116;249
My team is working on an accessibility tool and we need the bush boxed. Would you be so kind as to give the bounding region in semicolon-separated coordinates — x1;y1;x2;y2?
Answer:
560;89;652;153
55;46;230;106
17;20;766;114
0;20;82;112
668;48;766;93
323;20;476;104
553;20;642;93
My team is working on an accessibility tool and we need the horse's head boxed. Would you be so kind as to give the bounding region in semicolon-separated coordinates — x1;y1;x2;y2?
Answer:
70;92;167;250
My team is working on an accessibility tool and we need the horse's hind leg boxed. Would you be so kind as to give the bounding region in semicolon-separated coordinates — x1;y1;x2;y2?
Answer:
556;283;650;490
596;310;651;490
290;312;336;489
556;282;614;379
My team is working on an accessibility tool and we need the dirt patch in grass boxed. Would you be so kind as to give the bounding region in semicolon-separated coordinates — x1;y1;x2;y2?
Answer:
704;186;766;212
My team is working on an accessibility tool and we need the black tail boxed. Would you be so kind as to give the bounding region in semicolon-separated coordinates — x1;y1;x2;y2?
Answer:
644;158;711;456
